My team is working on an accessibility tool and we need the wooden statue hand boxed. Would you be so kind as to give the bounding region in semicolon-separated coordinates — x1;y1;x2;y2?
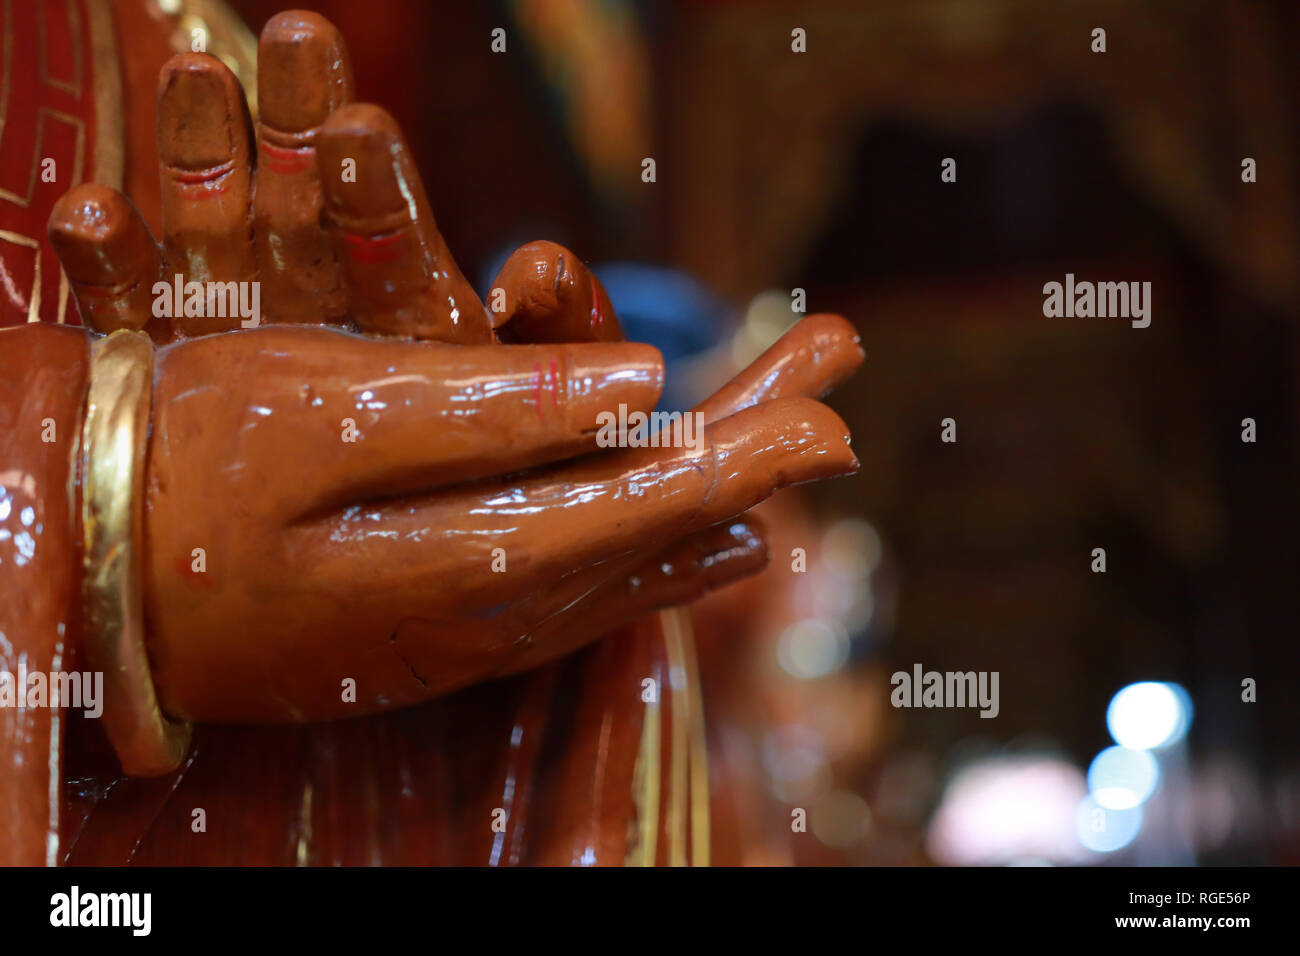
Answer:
45;12;863;724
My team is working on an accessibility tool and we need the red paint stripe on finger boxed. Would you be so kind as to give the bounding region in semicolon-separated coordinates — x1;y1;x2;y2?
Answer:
340;230;405;263
532;360;545;420
167;161;235;201
260;141;316;175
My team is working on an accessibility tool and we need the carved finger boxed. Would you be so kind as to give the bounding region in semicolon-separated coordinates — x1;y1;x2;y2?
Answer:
316;103;492;342
157;53;257;335
295;396;854;615
48;184;169;342
253;10;354;325
496;517;770;677
697;313;863;423
488;240;625;343
148;326;664;519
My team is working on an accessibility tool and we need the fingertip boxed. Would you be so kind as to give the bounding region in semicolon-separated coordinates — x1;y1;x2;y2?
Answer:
628;340;667;386
725;514;769;554
47;184;156;286
703;516;771;573
491;241;626;343
316;103;412;223
258;10;354;136
49;184;163;336
792;396;858;474
318;102;404;145
787;313;865;395
640;519;772;609
157;52;250;170
49;183;126;246
806;312;863;354
316;103;488;341
557;341;665;432
613;340;666;403
712;396;859;489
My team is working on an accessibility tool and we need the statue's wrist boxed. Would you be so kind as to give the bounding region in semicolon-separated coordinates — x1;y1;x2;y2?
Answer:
81;329;191;776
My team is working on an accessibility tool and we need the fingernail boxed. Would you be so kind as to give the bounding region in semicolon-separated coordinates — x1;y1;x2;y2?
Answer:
157;53;246;170
259;11;353;136
317;103;413;226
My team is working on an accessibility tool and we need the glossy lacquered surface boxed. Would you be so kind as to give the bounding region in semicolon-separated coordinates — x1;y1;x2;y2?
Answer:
0;325;89;865
61;618;684;866
139;318;855;723
1;4;866;865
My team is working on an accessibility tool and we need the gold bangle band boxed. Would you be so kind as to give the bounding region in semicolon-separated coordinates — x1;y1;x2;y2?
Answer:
81;330;192;777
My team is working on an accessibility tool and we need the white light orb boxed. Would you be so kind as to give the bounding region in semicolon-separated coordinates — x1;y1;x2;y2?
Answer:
1088;746;1159;810
1106;681;1191;750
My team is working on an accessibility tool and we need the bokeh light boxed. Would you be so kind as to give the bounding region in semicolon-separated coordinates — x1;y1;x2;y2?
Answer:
927;756;1089;865
1075;797;1144;853
1107;682;1192;750
811;790;873;848
1087;746;1159;810
777;618;849;680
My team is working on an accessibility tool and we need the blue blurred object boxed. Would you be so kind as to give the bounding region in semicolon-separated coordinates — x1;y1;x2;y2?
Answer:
596;263;730;411
591;263;724;358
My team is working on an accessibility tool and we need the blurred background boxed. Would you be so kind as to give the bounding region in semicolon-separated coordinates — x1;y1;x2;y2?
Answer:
212;0;1300;865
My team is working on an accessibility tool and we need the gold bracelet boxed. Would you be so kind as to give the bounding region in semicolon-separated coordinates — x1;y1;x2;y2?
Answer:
81;330;192;776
